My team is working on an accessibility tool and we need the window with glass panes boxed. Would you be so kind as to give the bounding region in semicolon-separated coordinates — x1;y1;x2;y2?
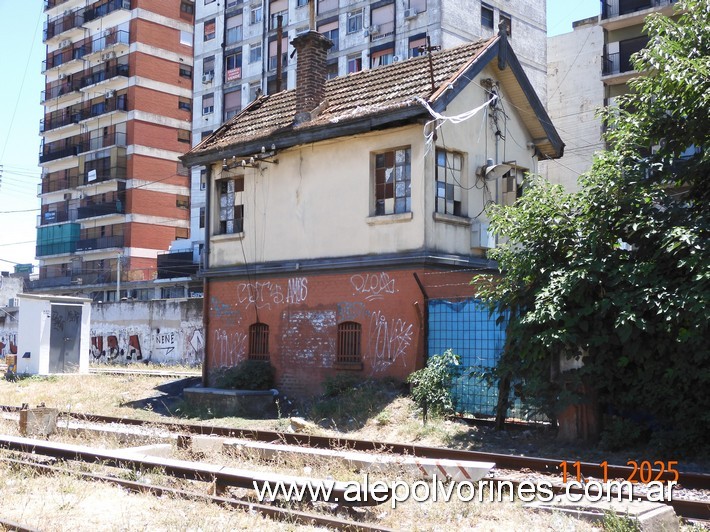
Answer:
435;149;463;216
374;148;411;215
218;177;244;234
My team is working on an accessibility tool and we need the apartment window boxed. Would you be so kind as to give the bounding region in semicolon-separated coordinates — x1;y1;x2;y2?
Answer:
270;10;289;30
347;54;362;73
481;4;494;29
178;96;191;111
374;147;411;215
408;0;426;12
249;42;262;63
225;51;242;82
248;322;270;360
205;0;216;4
180;2;195;14
180;30;192;45
268;37;288;71
409;34;426;57
218;177;244;234
202;93;214;115
250;4;262;25
199;207;205;229
337;322;362;367
346;10;363;34
200;169;207;190
176;194;190;209
161;286;186;299
500;12;511;36
224;89;242;120
179;64;193;78
371;47;394;68
203;55;215;78
318;0;337;14
178;129;191;143
326;60;338;80
435;149;463;216
226;14;243;44
296;0;308;6
370;4;395;39
201;130;213;140
249;82;262;101
204;18;216;41
175;227;189;239
318;20;339;52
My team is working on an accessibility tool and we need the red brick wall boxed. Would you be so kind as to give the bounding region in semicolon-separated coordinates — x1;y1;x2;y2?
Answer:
125;222;179;252
128;119;190;154
206;268;431;397
129;154;188;187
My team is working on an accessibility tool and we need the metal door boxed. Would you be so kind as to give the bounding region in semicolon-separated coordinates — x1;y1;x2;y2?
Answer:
49;304;82;373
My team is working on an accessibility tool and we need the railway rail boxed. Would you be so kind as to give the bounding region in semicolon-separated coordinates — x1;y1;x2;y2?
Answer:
1;405;709;524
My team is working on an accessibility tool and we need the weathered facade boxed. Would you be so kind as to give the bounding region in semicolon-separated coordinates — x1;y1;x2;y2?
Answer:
183;28;563;396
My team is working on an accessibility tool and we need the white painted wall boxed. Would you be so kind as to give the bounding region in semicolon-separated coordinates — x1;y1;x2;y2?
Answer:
540;20;605;191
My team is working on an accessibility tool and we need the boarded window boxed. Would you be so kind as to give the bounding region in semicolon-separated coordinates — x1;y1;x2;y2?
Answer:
374;147;411;215
337;322;362;366
248;322;269;360
435;149;463;216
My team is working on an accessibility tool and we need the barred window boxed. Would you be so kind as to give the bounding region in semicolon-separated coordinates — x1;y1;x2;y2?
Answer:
337;321;362;366
249;322;269;360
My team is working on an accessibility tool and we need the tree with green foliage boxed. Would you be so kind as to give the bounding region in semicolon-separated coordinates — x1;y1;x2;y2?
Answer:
474;0;709;452
407;349;462;424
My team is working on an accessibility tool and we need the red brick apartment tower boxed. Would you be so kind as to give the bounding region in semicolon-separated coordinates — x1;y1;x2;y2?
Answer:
35;0;194;298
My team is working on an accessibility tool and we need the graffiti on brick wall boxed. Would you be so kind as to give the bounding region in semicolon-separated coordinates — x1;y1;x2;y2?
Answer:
281;310;336;366
211;296;240;318
235;278;308;310
368;310;413;373
0;332;18;356
350;272;397;301
212;328;247;367
89;326;203;366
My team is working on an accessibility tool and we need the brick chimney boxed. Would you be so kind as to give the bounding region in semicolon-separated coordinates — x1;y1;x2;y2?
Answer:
291;31;332;125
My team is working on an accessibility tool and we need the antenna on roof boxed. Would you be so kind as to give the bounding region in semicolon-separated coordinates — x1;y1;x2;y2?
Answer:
418;36;441;94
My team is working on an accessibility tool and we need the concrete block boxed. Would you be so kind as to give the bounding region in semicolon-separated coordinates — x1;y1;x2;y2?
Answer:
183;387;278;418
19;407;58;437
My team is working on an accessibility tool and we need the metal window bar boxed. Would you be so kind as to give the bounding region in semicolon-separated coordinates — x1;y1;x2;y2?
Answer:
248;323;269;360
337;322;361;365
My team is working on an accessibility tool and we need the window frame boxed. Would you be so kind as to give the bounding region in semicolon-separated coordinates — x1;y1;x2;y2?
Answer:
346;9;363;34
336;321;363;368
481;4;494;29
434;149;464;217
204;18;216;41
248;322;270;360
373;146;412;216
217;177;245;235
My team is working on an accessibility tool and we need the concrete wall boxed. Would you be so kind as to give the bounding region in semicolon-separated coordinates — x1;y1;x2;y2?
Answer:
540;20;606;191
89;297;203;366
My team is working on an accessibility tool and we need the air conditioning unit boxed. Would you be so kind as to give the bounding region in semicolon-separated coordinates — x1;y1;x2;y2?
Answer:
7;298;18;308
392;55;400;62
471;221;496;249
58;73;67;80
202;72;214;83
404;8;418;19
59;39;72;48
364;25;380;37
101;51;116;61
105;89;116;98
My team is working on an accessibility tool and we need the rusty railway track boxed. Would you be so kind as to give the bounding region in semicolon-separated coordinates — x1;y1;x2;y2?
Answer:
0;456;389;532
2;405;709;522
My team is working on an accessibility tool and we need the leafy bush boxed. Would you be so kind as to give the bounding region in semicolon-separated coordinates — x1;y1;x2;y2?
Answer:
407;349;462;423
322;373;363;397
215;360;275;390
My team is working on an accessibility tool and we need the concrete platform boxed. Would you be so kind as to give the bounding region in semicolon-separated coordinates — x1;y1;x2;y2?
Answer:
183;387;279;419
527;496;678;531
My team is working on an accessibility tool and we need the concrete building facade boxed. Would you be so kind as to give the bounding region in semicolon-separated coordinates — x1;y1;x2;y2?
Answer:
542;0;679;190
186;0;549;266
35;0;196;300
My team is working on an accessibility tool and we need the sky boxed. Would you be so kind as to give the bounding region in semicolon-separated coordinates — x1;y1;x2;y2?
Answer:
0;0;600;272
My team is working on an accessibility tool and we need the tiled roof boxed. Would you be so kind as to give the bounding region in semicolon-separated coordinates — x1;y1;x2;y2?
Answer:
186;36;498;160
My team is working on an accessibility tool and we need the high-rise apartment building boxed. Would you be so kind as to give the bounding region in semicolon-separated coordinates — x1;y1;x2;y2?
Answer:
542;0;679;190
187;0;548;264
34;0;195;300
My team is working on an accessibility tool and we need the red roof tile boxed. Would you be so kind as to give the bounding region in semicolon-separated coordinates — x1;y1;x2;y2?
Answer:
186;36;498;160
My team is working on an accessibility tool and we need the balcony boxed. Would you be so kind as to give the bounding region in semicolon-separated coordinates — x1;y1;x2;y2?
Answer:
75;234;124;252
42;30;129;72
81;60;129;88
601;0;676;19
83;0;132;24
41;76;83;102
40;132;127;164
602;36;649;78
157;250;199;279
77;199;125;220
29;275;73;289
38;208;77;226
44;9;84;41
39;168;82;194
42;94;128;133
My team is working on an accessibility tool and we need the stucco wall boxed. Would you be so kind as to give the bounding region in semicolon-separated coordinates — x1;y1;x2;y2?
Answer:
540;21;606;191
89;297;204;366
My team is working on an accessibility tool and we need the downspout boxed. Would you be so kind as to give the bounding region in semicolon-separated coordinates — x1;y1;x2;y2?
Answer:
412;272;429;370
201;165;212;388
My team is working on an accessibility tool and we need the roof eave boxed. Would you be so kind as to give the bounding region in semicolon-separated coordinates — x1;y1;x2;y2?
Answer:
181;104;429;168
